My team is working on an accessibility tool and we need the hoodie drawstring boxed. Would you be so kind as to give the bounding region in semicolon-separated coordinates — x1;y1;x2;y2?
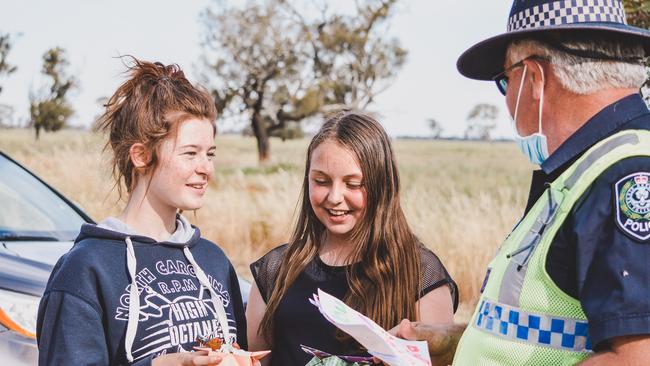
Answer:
183;247;232;342
124;236;140;363
122;238;232;363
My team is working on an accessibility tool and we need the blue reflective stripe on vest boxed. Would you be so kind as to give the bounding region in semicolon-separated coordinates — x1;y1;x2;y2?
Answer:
475;299;592;352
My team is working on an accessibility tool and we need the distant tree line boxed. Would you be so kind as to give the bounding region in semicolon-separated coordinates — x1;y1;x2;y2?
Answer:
0;0;648;145
428;104;500;141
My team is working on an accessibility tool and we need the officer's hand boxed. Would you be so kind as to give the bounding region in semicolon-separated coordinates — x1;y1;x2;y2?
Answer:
391;319;421;340
389;319;467;366
390;319;448;351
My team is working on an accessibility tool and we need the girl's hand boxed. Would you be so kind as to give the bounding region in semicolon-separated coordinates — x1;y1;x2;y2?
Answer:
152;350;223;366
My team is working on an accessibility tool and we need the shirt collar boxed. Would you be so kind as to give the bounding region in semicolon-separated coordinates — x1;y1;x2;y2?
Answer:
541;94;650;174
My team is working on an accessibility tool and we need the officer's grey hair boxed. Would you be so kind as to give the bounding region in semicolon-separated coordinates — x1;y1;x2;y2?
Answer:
506;39;647;95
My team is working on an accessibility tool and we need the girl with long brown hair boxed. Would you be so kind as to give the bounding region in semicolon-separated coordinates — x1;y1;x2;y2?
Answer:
37;59;246;365
246;112;458;365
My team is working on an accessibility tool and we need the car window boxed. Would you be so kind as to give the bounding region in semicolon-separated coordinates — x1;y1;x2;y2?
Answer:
0;156;86;241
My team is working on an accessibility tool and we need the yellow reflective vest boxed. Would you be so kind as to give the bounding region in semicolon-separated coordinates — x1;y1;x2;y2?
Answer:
453;130;650;365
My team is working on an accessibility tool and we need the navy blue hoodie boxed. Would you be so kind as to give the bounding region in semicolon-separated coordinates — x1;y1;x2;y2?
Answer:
37;216;247;365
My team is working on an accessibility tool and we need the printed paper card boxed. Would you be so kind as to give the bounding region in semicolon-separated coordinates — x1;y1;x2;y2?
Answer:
310;289;431;366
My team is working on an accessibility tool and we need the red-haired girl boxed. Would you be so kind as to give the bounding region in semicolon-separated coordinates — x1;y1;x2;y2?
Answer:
37;59;245;365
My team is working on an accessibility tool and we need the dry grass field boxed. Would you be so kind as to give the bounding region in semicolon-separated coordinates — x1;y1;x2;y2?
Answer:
0;128;532;321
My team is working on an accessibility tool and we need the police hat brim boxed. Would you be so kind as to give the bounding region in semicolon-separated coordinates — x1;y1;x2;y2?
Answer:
457;22;650;81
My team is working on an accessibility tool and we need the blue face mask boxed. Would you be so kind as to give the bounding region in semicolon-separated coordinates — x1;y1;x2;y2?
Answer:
512;63;549;165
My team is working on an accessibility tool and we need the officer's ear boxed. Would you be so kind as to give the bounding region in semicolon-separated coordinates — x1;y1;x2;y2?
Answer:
523;59;546;101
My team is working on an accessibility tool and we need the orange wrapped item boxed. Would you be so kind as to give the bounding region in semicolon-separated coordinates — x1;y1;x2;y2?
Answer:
194;346;271;366
195;336;270;366
191;268;271;365
186;267;271;366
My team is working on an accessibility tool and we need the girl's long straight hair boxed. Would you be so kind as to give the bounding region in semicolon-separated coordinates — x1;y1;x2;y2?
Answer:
259;111;422;346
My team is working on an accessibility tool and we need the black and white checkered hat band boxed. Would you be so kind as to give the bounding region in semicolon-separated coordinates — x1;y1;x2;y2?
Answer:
507;0;627;32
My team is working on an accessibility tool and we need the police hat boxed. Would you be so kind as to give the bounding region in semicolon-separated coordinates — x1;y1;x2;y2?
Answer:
457;0;650;81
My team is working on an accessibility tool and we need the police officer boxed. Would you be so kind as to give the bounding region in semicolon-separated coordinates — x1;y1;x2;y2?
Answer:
394;0;650;365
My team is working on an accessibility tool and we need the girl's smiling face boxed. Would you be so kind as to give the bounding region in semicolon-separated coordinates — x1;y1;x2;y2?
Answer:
144;117;216;212
308;140;367;240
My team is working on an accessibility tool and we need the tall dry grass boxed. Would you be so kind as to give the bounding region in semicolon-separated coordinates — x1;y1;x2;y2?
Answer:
0;129;532;321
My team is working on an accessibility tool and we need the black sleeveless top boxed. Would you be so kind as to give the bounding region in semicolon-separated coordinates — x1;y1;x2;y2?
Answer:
250;244;458;366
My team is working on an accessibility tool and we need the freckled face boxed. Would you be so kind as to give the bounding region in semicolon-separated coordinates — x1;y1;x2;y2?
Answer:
308;140;366;240
146;118;216;212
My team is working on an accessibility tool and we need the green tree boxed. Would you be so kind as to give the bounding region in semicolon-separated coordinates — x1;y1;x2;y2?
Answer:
428;118;443;139
289;0;407;111
624;0;650;28
0;33;17;127
202;0;304;162
0;33;17;96
465;103;499;141
29;47;75;139
624;0;650;100
202;0;406;163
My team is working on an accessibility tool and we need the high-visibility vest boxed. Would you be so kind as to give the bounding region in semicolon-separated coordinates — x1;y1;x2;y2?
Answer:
453;130;650;365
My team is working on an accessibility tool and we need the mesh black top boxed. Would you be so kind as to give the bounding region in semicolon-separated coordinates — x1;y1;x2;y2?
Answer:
250;244;458;366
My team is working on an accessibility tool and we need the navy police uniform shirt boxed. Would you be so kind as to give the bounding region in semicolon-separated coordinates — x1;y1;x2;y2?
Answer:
522;94;650;350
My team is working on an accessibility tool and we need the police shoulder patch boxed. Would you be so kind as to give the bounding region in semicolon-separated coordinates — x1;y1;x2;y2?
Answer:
615;172;650;242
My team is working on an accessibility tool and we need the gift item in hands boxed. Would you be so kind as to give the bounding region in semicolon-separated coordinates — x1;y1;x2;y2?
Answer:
195;337;271;366
310;289;431;366
192;276;271;366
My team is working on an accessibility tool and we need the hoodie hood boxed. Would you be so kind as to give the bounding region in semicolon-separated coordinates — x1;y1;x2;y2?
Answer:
77;214;200;249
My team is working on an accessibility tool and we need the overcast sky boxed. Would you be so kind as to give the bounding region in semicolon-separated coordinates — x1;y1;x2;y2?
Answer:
0;0;514;138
